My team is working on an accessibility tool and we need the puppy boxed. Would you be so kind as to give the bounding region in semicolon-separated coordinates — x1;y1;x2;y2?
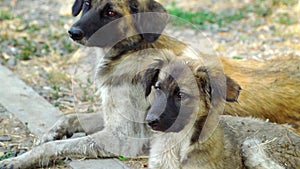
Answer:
142;58;300;169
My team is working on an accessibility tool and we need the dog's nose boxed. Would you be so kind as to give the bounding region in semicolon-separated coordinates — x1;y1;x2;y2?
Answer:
68;27;84;41
146;115;159;128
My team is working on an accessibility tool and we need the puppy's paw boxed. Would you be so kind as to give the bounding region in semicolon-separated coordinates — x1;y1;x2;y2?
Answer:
242;139;284;169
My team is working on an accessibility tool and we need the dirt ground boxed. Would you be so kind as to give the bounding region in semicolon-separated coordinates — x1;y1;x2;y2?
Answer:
0;0;299;168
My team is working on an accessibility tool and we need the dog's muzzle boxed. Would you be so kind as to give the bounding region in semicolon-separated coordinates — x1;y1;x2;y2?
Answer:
68;27;84;41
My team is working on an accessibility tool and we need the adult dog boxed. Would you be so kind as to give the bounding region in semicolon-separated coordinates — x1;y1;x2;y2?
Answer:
0;0;299;168
142;57;300;169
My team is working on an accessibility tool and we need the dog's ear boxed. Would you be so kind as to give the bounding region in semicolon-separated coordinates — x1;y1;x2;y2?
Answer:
225;76;241;102
194;66;241;102
132;0;169;42
142;68;160;97
72;0;84;16
194;66;211;98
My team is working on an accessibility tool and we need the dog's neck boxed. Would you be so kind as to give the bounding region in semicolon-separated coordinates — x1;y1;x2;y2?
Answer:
140;34;187;56
101;35;144;59
193;125;227;167
103;34;187;60
150;115;226;168
188;124;225;167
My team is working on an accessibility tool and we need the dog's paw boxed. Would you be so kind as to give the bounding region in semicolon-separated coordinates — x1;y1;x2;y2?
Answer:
0;158;21;169
37;130;62;145
37;115;77;145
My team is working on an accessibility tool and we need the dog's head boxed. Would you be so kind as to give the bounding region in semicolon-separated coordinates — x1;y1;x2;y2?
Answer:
69;0;168;47
142;59;241;133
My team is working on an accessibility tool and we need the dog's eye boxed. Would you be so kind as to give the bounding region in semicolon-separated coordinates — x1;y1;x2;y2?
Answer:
106;11;117;17
177;92;182;99
84;0;91;7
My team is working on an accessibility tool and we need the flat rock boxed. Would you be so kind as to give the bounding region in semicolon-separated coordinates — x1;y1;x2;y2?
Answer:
70;159;130;169
0;65;62;138
0;136;12;142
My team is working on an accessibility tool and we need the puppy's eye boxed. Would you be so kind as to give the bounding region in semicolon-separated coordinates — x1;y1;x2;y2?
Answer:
177;92;186;99
106;11;117;17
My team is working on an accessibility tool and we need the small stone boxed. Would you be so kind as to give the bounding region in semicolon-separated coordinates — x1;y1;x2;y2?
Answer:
0;135;12;141
18;150;26;156
273;37;284;42
219;27;230;32
9;47;18;55
6;57;16;67
269;25;276;31
66;97;74;102
42;86;52;91
2;53;11;60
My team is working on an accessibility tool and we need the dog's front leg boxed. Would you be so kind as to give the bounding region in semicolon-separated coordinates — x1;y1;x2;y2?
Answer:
0;132;116;169
40;113;104;143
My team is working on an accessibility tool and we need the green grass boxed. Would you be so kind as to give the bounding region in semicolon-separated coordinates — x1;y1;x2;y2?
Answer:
269;0;298;6
119;156;126;161
167;6;245;28
0;9;13;21
167;0;298;28
274;13;297;25
51;85;60;100
0;151;14;161
26;23;41;33
232;56;243;60
243;2;272;17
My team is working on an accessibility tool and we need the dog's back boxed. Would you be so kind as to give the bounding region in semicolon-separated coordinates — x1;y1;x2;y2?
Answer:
222;55;300;132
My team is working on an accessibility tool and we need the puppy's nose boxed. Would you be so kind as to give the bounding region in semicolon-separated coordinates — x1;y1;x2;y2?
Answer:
146;115;159;128
68;27;84;41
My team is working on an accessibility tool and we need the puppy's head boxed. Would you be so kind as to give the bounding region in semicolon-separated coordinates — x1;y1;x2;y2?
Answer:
68;0;168;47
142;60;241;133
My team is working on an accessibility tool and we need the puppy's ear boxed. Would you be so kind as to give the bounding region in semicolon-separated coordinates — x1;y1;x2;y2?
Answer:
142;68;160;97
132;0;169;42
225;76;241;102
195;66;241;102
72;0;83;16
194;66;211;98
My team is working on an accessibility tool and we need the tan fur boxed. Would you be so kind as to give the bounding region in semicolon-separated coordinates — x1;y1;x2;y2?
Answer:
222;55;300;132
147;58;300;169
